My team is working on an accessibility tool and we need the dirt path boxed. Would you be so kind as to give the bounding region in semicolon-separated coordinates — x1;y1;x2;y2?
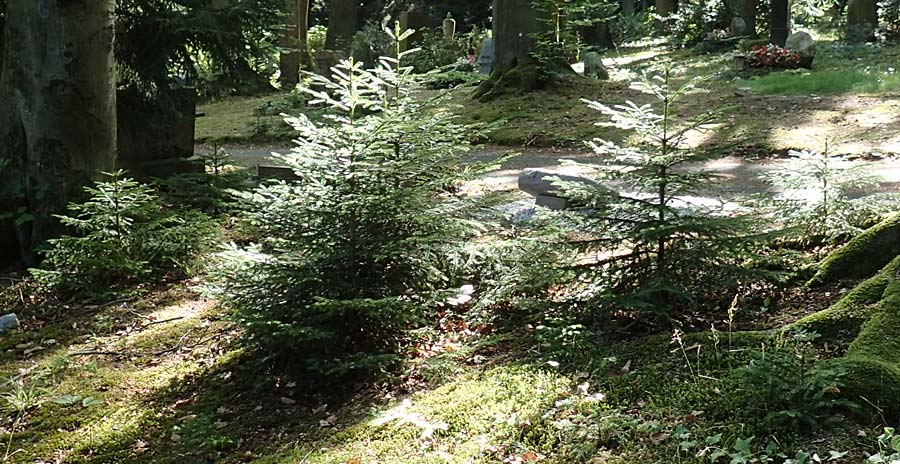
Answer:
207;143;900;202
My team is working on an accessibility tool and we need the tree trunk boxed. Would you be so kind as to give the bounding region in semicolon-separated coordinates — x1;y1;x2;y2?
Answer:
297;0;312;71
847;0;879;41
280;0;302;87
741;0;758;39
474;0;574;100
770;0;790;46
656;0;676;15
325;0;358;51
280;0;312;87
0;0;117;264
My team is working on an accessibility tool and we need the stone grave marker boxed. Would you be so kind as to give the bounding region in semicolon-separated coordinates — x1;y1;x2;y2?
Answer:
478;36;494;74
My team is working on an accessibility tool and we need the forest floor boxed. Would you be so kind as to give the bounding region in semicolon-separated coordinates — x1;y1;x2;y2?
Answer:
4;37;900;463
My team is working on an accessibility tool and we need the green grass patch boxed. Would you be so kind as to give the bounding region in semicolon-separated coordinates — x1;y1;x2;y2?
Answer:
746;69;900;95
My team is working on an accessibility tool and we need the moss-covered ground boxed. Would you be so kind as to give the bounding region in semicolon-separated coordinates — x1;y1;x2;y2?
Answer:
198;40;900;160
0;267;892;463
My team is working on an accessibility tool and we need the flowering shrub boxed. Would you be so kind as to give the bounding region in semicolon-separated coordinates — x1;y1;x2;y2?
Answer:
747;44;801;69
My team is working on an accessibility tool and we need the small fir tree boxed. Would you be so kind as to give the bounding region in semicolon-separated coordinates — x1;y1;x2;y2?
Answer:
760;147;891;244
31;170;215;297
556;69;754;315
208;25;490;376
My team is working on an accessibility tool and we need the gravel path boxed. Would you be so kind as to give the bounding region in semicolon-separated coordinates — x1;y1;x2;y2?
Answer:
198;144;900;204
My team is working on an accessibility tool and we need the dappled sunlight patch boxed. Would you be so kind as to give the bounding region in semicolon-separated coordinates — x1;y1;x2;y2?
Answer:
35;403;153;461
275;366;571;464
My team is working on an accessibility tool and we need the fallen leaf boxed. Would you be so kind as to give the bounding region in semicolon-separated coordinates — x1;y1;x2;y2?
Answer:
133;439;148;455
650;431;668;446
279;397;297;406
346;458;361;464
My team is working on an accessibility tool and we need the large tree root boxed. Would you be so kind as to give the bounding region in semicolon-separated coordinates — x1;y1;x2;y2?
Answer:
786;218;900;416
807;214;900;287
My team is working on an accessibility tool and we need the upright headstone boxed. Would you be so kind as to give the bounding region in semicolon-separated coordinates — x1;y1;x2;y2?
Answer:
443;13;457;40
117;87;200;178
478;36;494;74
399;10;430;52
582;52;609;80
730;17;749;36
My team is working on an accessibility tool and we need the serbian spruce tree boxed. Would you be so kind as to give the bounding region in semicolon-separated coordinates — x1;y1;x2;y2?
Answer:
556;70;753;316
210;27;487;376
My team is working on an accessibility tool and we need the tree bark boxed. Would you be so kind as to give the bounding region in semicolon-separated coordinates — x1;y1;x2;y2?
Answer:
847;0;879;41
325;0;358;51
770;0;790;46
656;0;676;15
474;0;574;100
280;0;312;88
741;0;758;39
297;0;311;71
0;0;117;264
280;0;302;87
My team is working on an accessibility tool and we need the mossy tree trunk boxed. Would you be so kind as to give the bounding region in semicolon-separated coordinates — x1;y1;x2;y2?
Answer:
280;0;313;87
474;0;574;101
0;0;117;265
325;0;358;51
770;0;790;46
280;0;302;87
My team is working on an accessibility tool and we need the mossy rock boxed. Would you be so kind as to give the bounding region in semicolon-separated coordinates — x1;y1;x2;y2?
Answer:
808;214;900;287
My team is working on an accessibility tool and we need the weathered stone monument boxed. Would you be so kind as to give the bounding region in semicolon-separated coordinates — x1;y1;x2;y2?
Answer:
315;49;347;75
785;31;817;68
582;52;609;80
443;13;457;40
730;17;749;36
478;36;494;74
518;168;603;210
117;87;200;178
399;5;430;52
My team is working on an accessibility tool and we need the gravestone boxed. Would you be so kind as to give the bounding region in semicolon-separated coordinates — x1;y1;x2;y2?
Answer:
117;87;201;178
399;10;430;52
582;52;609;80
518;168;603;210
315;49;347;75
785;31;816;68
443;13;457;40
478;36;494;74
256;165;301;182
730;17;749;36
0;314;19;333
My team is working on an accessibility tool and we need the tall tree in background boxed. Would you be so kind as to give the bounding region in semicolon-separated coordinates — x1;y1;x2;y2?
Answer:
325;0;359;50
770;0;790;45
280;0;312;87
474;0;573;100
656;0;676;15
741;0;758;38
0;0;117;264
846;0;878;40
